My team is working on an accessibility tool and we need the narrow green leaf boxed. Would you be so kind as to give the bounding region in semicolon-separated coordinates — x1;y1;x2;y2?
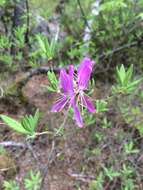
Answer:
36;35;47;53
0;115;29;134
124;65;133;85
33;109;40;130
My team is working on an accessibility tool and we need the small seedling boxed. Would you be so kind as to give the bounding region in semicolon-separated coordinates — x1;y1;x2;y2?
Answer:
14;26;26;49
24;170;42;190
112;64;142;94
96;100;108;113
47;71;59;92
103;166;120;181
89;172;104;190
3;180;20;190
36;33;58;61
102;117;112;128
124;142;139;155
0;109;40;138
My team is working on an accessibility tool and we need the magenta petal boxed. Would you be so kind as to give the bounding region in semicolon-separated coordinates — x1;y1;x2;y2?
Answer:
60;69;74;95
51;97;68;112
60;69;69;93
78;57;95;89
69;65;74;80
73;103;83;128
83;95;96;113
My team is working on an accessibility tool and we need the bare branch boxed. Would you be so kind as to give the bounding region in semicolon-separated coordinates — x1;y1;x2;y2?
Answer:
40;140;55;189
0;86;4;98
0;141;26;148
67;170;96;183
83;0;102;55
77;0;90;30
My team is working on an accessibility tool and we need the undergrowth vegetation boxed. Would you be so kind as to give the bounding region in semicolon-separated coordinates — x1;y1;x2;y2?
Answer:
0;0;143;189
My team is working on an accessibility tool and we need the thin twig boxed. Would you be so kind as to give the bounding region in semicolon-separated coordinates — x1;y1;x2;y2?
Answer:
67;170;96;183
26;140;46;179
25;0;30;44
0;141;26;148
40;140;55;189
54;111;69;137
0;86;4;98
35;131;53;136
77;0;90;30
26;140;39;163
94;39;143;74
98;41;139;60
40;112;69;188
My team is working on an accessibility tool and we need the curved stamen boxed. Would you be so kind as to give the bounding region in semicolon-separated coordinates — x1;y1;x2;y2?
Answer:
54;95;67;103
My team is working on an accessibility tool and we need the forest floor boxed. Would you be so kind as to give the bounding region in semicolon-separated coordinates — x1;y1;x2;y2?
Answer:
0;73;143;190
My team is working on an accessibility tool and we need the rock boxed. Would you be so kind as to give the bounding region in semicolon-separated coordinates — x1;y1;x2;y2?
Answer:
32;14;66;40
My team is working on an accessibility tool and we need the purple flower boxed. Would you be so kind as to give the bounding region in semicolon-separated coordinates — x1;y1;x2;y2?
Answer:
78;57;94;90
51;67;74;112
51;57;96;127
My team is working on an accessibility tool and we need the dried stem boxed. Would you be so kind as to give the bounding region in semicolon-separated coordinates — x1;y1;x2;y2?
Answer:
0;86;4;98
0;141;26;148
40;140;55;189
67;170;96;183
25;0;30;44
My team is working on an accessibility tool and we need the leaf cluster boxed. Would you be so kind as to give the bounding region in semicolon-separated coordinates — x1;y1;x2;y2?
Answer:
112;64;142;94
0;110;40;138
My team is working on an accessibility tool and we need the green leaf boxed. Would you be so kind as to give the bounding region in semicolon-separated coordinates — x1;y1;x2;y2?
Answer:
36;34;57;60
21;109;39;134
96;100;108;113
137;13;143;19
124;65;133;85
0;115;29;135
47;86;56;92
32;109;40;131
47;71;58;92
101;0;127;12
36;35;47;53
128;78;142;88
117;64;126;85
